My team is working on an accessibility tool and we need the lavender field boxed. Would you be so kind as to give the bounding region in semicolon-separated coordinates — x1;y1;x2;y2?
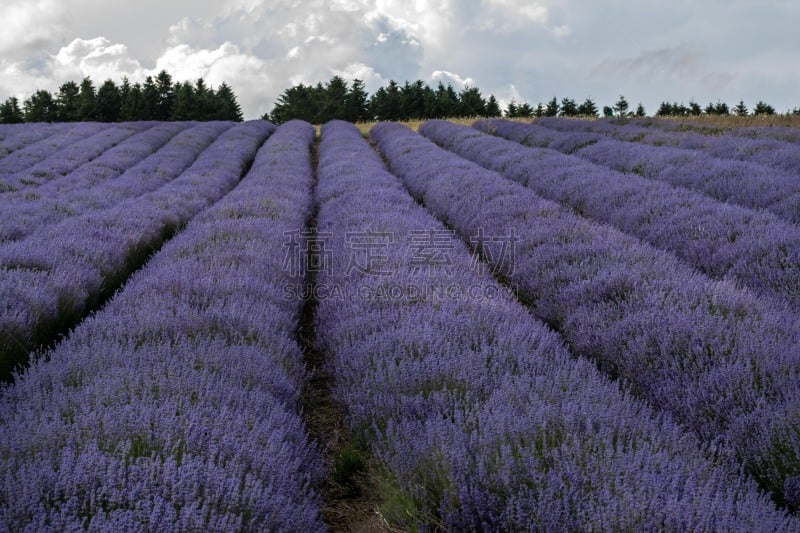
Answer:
1;118;800;531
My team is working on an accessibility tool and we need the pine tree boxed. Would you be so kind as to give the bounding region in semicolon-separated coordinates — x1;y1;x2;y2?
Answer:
23;90;57;122
734;100;749;116
214;82;243;121
688;100;702;116
96;79;121;122
56;81;81;121
613;95;629;117
577;98;598;117
421;84;438;119
154;70;174;120
753;101;776;115
505;100;518;118
517;103;534;118
635;103;646;117
142;76;158;119
544;97;559;117
319;75;348;122
433;82;459;118
121;82;147;121
656;102;673;116
559;97;578;117
485;95;501;117
534;103;545;118
77;77;98;120
345;78;370;122
458;86;486;117
0;97;24;123
170;82;196;121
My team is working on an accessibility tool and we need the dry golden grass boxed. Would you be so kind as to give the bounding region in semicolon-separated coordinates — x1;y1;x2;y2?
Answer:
657;114;800;129
320;114;800;139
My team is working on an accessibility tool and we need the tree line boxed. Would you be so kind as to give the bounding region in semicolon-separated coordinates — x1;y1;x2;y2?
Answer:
0;71;243;124
4;72;799;124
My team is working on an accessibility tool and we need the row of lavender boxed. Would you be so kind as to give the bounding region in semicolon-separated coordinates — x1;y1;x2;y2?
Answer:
0;123;155;193
0;123;67;158
421;120;800;309
314;120;796;529
478;119;800;225
0;121;325;530
0;121;271;380
535;116;800;177
641;117;800;146
0;123;111;179
372;122;800;509
0;122;230;242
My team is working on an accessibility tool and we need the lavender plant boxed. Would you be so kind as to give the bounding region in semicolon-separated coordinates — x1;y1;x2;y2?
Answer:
0;123;65;158
0;121;273;379
536;116;800;177
0;122;229;242
3;122;156;193
475;119;800;224
314;120;797;529
421;119;800;308
0;123;111;180
0;120;324;531
372;121;800;510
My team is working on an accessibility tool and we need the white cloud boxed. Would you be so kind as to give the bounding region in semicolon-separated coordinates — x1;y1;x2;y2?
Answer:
54;38;144;82
0;0;66;58
432;70;475;89
0;0;799;118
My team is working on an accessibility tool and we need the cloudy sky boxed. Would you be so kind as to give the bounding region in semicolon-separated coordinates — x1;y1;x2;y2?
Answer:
2;0;798;119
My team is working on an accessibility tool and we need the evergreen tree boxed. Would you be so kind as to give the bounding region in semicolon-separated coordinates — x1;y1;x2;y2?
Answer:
635;103;646;117
344;78;369;122
458;86;486;117
142;76;158;119
534;103;545;118
77;77;98;120
517;103;535;118
121;82;148;121
23;90;57;122
269;83;317;123
319;75;348;123
96;79;121;122
421;84;438;118
505;100;518;118
400;80;426;119
733;100;749;116
433;82;459;118
753;101;776;115
170;81;196;121
0;97;25;123
485;95;501;117
688;100;702;116
154;70;174;120
193;78;217;120
559;97;578;117
214;82;243;121
613;95;629;117
577;98;598;117
56;81;81;121
373;80;403;121
544;97;559;117
656;102;673;116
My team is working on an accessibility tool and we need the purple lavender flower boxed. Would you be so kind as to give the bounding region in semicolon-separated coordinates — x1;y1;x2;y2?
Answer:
373;120;800;511
0;120;325;531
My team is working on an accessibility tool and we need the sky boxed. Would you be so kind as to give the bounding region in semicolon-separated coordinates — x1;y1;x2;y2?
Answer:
2;0;798;119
